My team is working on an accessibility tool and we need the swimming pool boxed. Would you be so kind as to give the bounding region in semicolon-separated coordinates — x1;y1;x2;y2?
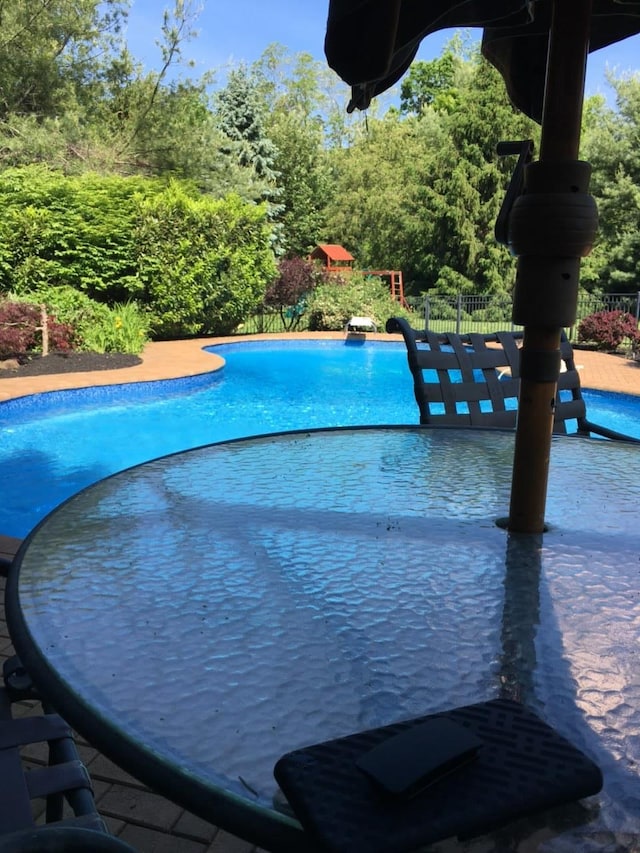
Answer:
1;339;639;539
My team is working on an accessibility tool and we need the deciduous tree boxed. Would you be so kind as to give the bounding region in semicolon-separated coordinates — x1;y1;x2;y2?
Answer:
581;75;640;294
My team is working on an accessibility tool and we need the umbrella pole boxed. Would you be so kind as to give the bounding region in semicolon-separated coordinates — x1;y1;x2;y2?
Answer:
508;0;594;533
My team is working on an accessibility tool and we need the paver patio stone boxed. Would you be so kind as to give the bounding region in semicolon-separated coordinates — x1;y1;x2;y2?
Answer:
97;784;184;830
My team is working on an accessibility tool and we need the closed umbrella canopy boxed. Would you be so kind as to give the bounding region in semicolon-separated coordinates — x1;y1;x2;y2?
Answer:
325;0;640;534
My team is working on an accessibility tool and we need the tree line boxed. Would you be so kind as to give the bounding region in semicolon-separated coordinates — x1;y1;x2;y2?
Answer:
0;1;638;341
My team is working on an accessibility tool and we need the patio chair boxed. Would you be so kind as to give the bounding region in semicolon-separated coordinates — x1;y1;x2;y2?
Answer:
0;827;136;852
1;541;38;703
0;547;124;848
0;681;107;836
386;317;640;442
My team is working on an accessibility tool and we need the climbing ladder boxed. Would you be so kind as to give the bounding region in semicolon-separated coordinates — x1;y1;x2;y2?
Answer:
363;269;408;308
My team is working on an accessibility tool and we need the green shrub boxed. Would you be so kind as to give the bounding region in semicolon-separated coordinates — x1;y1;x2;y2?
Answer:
0;166;277;340
306;273;414;332
80;302;150;354
12;286;149;354
136;185;276;338
421;298;458;322
471;304;512;324
22;286;108;347
433;266;473;293
0;166;151;301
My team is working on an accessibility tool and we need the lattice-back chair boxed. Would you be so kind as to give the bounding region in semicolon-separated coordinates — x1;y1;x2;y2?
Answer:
386;317;639;442
0;547;136;850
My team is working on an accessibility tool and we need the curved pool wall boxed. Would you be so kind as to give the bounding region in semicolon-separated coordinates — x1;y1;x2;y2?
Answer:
0;369;224;423
1;338;639;540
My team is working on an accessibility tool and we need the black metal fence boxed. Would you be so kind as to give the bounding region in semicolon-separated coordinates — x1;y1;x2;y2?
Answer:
239;309;312;335
238;293;640;339
417;292;640;340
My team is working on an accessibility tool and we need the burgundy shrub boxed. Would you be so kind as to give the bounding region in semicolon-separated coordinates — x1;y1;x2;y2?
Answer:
264;257;332;330
47;318;75;352
0;301;40;357
264;257;318;308
0;301;75;357
577;310;640;352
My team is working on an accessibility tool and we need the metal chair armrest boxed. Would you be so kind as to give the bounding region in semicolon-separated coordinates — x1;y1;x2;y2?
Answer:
580;419;640;443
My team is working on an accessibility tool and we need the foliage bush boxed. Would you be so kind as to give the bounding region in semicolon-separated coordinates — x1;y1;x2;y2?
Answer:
306;274;414;332
0;166;148;301
79;301;150;354
471;304;512;324
25;285;106;336
0;167;277;340
421;298;459;323
136;185;276;338
577;310;640;351
12;287;149;354
0;300;75;358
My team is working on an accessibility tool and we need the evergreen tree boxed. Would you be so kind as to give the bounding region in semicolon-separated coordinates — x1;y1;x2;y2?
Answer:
252;48;333;256
268;106;329;256
425;55;538;294
581;75;640;294
399;52;461;116
216;65;279;182
325;49;538;296
215;65;283;249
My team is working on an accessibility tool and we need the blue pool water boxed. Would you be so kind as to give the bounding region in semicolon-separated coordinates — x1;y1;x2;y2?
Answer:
1;339;639;539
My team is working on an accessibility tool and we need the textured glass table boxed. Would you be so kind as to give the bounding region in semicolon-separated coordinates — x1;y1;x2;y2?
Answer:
5;426;640;851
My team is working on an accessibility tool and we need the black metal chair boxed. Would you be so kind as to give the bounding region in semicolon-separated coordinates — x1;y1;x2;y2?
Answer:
0;679;107;835
0;538;21;578
0;827;136;852
0;549;132;849
386;316;640;442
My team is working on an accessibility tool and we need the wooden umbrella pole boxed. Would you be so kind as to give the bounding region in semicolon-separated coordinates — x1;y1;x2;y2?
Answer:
508;325;559;533
508;0;593;533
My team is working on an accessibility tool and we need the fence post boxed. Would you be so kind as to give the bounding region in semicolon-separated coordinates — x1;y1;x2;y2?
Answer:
423;295;430;331
456;293;462;334
40;304;49;356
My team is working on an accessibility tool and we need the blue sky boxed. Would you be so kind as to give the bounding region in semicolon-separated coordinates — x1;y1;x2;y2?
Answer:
124;0;640;104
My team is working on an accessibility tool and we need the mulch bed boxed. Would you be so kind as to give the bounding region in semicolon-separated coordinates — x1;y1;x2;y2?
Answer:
0;351;142;378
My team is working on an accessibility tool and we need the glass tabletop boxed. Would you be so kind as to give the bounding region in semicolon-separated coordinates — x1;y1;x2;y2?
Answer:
6;426;640;850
